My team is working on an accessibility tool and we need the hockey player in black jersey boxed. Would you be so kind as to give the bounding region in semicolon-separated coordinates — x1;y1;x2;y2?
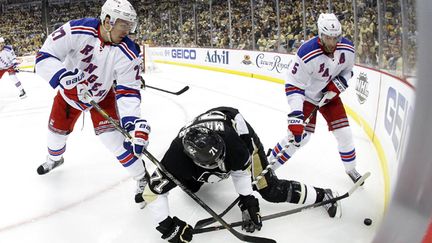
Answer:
141;107;339;243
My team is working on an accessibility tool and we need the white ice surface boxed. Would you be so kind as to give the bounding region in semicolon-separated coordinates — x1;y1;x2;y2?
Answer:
0;64;384;243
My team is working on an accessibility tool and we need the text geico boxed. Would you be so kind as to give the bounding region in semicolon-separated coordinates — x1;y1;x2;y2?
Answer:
171;49;196;60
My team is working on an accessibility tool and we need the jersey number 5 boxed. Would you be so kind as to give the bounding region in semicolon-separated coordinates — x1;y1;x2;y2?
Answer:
291;62;299;74
52;27;66;41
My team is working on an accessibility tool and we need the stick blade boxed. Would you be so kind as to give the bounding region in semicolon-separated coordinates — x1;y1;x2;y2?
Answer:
176;85;189;95
236;234;276;243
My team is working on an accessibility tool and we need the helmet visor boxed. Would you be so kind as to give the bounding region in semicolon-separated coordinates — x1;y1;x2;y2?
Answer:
114;19;136;33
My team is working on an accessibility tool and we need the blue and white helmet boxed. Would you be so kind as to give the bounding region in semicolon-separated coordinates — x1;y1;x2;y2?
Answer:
317;13;342;38
100;0;137;33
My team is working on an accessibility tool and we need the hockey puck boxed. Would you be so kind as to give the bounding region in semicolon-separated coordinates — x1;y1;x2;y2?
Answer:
364;218;372;226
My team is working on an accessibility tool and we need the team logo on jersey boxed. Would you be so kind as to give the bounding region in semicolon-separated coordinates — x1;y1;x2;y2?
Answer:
355;72;369;104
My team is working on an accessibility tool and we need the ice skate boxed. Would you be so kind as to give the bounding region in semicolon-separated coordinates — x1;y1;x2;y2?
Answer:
322;189;341;218
347;169;364;186
37;157;64;175
135;174;148;209
19;89;26;99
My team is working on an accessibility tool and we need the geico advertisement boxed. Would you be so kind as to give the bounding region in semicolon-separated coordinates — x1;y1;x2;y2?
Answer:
150;47;197;63
171;49;197;60
375;74;415;186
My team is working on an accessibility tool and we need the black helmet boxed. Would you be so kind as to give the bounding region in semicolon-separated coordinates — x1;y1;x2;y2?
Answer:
182;126;226;170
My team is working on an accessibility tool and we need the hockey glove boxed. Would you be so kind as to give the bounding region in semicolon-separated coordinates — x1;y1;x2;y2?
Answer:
12;63;19;73
238;194;262;233
59;68;91;108
59;68;85;89
287;110;305;147
123;118;151;155
321;76;348;105
156;216;193;243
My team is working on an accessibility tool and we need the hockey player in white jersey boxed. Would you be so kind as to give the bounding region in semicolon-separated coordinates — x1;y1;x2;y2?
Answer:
0;37;26;98
268;13;364;184
35;0;150;207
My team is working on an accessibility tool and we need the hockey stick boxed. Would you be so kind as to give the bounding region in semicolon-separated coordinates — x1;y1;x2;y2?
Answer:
252;93;332;185
140;76;189;95
195;172;370;234
194;196;240;229
84;93;275;243
17;69;35;73
147;84;189;95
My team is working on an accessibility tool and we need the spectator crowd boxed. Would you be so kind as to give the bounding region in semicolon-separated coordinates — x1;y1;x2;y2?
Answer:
0;0;417;77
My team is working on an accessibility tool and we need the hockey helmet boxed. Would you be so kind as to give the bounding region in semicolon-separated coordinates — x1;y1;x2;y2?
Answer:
100;0;137;33
317;13;342;39
182;126;226;170
0;37;4;43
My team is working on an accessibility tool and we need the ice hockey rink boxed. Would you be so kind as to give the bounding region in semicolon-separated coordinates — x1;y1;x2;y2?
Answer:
0;64;385;243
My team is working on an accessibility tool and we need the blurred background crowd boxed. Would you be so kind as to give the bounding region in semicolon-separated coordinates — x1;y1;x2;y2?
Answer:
0;0;417;78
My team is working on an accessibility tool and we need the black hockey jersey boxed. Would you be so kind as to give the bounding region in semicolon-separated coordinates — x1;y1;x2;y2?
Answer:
149;107;254;195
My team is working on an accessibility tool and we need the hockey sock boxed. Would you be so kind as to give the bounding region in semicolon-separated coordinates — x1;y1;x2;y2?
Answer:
339;149;357;172
47;130;68;161
10;74;24;93
289;181;317;205
333;127;357;172
99;131;146;179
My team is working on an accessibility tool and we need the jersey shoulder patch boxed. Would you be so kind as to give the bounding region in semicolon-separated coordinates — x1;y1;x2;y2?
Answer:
336;37;355;53
116;36;140;61
69;18;99;37
297;37;323;64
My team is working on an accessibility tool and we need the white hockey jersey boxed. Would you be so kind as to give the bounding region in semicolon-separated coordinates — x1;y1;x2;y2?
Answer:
285;36;355;111
36;18;142;120
0;45;18;70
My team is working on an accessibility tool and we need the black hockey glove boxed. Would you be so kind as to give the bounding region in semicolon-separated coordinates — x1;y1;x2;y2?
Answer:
238;194;262;233
156;216;193;243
